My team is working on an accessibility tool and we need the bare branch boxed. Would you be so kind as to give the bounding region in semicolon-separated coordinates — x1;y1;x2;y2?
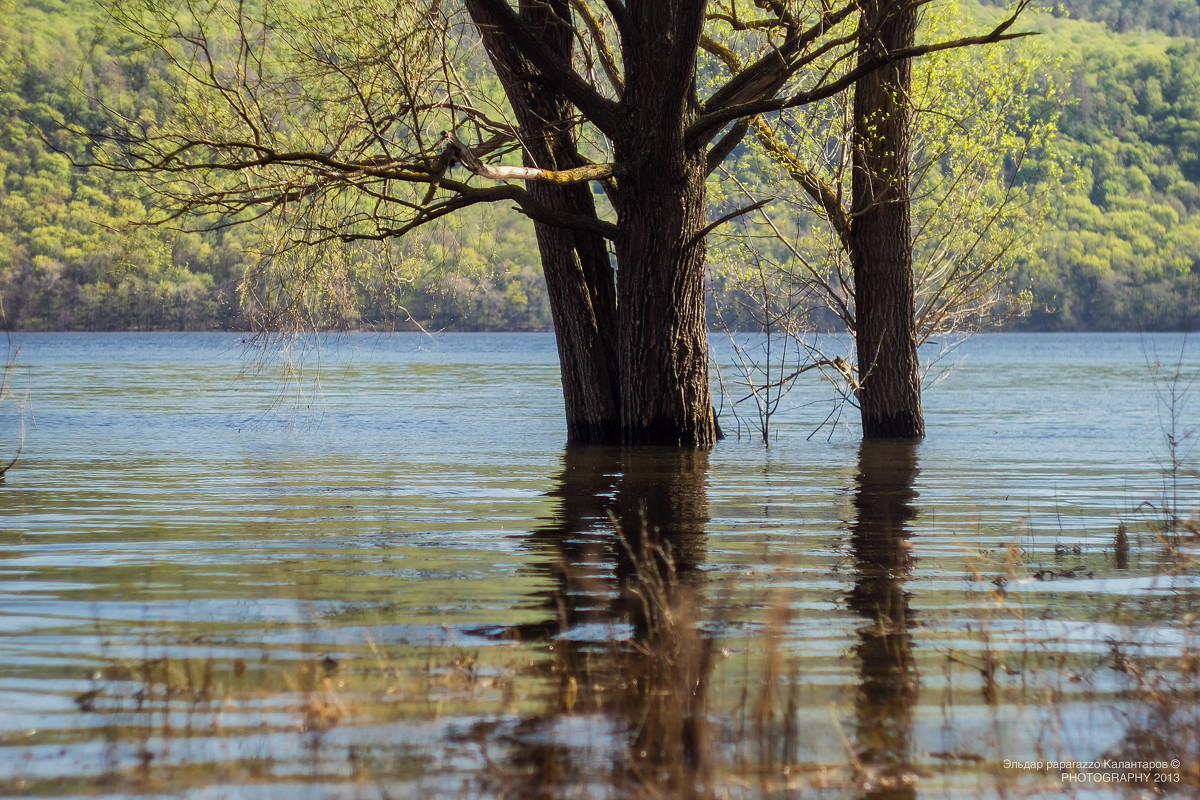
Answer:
464;0;620;136
691;198;772;245
706;118;751;175
750;117;850;246
571;0;624;93
443;130;619;185
692;2;1034;145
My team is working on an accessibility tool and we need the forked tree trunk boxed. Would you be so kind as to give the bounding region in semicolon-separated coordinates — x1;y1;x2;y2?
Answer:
851;0;925;439
468;0;621;443
469;0;717;447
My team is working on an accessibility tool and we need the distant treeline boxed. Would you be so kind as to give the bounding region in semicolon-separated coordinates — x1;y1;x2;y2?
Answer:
983;0;1200;37
0;0;1198;331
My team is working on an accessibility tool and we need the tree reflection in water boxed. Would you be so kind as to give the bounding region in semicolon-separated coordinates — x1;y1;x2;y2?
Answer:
482;445;714;799
847;440;921;799
460;441;924;798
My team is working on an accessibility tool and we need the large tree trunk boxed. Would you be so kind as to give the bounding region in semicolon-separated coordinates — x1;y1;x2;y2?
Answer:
612;155;714;446
612;2;717;447
467;0;621;444
468;1;716;447
851;0;925;439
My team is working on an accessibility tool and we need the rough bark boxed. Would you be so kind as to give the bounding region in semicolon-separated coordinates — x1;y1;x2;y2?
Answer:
850;0;925;439
469;0;717;447
467;0;621;443
612;2;717;446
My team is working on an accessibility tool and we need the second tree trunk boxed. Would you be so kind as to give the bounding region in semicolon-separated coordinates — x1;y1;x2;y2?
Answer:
851;0;925;439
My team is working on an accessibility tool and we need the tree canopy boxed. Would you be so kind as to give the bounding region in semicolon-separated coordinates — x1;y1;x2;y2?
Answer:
80;0;1034;444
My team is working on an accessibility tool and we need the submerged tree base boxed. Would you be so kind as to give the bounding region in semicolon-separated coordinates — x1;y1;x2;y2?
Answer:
860;409;926;440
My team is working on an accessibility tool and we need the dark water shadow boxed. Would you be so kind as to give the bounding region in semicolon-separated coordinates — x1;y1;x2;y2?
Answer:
465;445;714;799
847;439;922;799
455;441;923;798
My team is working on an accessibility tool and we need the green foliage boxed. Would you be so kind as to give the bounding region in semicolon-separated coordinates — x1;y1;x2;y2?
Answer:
0;0;237;329
6;0;1200;331
0;0;550;331
906;1;1064;333
1006;8;1200;329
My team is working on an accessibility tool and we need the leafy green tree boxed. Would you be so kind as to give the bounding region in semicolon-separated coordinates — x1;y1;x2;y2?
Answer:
93;0;1030;445
710;0;1057;437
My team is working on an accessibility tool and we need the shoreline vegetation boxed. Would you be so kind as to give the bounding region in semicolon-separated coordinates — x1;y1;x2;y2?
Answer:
2;0;1200;334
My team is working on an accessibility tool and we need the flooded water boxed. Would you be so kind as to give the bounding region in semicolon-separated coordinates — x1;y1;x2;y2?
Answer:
0;332;1198;799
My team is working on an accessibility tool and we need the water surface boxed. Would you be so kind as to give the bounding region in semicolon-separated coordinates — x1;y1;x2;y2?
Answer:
0;332;1197;798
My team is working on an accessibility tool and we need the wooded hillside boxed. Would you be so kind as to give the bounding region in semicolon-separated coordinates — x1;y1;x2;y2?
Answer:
1;0;1197;331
